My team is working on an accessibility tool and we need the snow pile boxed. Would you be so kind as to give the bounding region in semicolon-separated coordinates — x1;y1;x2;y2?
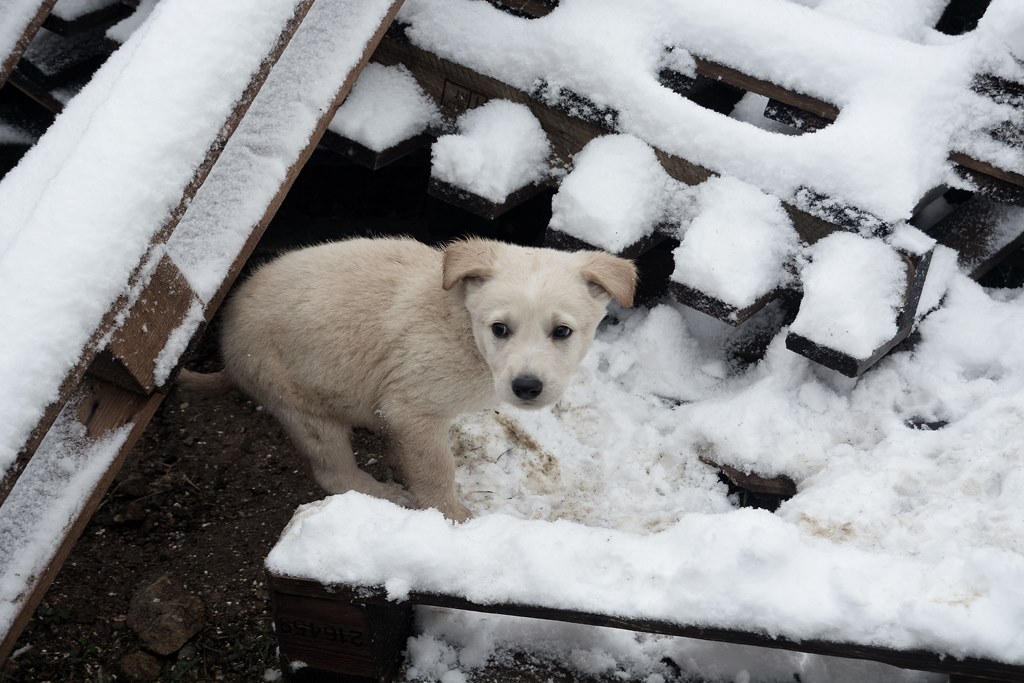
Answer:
549;134;676;253
672;176;799;310
430;99;550;203
329;62;440;152
789;233;907;357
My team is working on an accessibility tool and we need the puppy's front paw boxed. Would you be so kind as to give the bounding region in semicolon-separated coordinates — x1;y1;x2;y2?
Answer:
440;500;473;524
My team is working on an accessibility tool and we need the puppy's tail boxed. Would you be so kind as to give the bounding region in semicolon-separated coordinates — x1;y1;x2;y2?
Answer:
176;368;235;398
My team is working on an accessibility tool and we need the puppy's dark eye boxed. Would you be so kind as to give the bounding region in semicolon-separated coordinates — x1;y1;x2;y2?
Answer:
492;322;510;338
552;325;573;339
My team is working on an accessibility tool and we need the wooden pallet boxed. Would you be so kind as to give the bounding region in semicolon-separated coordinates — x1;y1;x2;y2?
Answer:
0;0;404;662
266;573;1024;683
362;4;1024;377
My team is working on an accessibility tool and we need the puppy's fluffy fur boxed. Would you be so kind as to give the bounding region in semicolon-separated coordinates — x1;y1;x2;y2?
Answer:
180;237;636;521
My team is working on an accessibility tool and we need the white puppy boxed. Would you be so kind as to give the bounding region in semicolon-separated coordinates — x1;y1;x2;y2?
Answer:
180;236;636;522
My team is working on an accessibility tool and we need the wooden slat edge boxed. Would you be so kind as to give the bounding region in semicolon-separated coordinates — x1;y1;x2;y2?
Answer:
0;0;57;86
0;378;164;662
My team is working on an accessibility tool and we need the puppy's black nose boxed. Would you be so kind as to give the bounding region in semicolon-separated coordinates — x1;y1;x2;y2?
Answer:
511;376;543;400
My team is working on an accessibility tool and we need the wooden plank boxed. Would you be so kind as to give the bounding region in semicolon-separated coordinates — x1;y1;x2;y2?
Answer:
923;196;1024;279
693;57;840;120
319;128;433;170
543;227;669;260
427;177;549;220
786;250;932;377
267;574;1024;682
15;24;111;89
0;377;164;662
0;0;57;87
43;0;134;36
481;0;557;19
87;255;201;394
668;281;781;327
700;456;794;499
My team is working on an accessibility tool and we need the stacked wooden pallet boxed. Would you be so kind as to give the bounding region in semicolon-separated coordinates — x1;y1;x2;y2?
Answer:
324;0;1024;379
263;2;1024;681
0;0;403;662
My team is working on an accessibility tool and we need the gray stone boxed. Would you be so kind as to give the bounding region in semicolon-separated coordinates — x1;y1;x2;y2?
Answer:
126;574;206;655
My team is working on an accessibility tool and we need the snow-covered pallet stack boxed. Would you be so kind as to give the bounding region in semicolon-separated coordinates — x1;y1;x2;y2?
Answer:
0;0;404;662
325;0;1024;378
263;1;1024;681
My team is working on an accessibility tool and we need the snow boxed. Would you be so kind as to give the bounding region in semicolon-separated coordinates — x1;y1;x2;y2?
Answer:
398;0;1022;223
329;62;440;153
672;176;800;310
788;232;907;358
430;99;550;203
549;134;676;254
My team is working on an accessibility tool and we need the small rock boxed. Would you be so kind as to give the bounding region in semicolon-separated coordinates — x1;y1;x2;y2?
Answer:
118;471;150;498
120;650;161;682
127;574;206;655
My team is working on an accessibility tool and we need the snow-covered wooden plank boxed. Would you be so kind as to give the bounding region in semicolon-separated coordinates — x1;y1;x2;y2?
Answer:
785;236;932;377
670;176;800;325
426;98;551;218
166;0;407;313
44;0;134;36
0;0;56;87
323;61;438;169
0;0;317;498
0;376;162;661
265;494;1024;681
16;24;110;88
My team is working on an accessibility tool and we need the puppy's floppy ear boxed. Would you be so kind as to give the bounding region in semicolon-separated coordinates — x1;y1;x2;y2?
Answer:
442;238;497;290
579;251;638;308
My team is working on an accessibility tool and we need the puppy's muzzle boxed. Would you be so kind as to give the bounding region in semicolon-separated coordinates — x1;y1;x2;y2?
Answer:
511;375;543;401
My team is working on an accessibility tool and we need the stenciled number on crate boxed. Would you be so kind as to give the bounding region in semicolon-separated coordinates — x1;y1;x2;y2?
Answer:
277;619;368;647
441;78;487;114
